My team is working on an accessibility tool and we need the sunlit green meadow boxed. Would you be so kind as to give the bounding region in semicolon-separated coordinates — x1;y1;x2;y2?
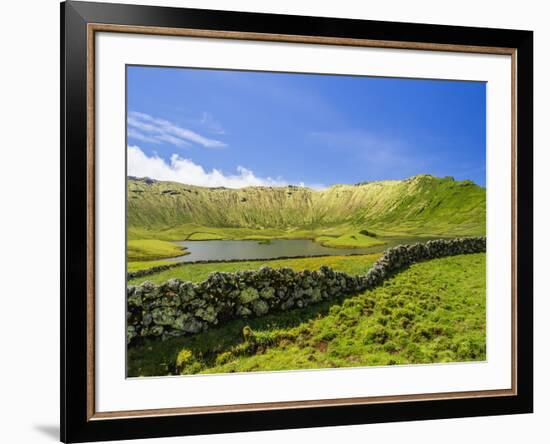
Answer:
128;253;486;377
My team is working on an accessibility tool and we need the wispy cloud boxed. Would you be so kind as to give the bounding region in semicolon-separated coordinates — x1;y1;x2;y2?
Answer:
127;111;227;149
309;130;428;178
169;108;227;135
128;127;191;147
199;111;226;134
128;145;296;189
127;128;162;145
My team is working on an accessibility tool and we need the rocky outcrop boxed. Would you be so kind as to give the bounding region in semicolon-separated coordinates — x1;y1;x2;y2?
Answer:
127;237;485;345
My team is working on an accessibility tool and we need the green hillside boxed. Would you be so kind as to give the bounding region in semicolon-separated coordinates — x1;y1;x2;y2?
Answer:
127;174;486;240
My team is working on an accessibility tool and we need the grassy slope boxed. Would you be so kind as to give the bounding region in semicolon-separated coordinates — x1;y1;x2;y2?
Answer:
128;253;381;285
126;174;485;265
127;174;486;239
127;239;187;261
127;253;486;377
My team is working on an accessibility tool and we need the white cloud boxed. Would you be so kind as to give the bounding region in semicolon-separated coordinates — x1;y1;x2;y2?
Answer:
128;145;293;189
127;111;227;149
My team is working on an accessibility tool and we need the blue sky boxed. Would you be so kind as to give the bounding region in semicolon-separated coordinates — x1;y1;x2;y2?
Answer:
127;65;486;188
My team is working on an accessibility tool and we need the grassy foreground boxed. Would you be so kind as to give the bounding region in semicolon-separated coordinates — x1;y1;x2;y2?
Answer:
127;253;486;377
128;253;381;285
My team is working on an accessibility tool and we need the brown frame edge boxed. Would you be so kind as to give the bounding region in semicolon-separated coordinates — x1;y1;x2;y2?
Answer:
85;23;518;421
92;388;515;421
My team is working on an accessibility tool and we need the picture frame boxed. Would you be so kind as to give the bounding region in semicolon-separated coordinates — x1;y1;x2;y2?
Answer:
61;1;533;442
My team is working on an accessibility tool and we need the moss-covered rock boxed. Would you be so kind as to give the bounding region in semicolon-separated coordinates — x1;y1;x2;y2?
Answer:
251;299;269;316
239;287;259;304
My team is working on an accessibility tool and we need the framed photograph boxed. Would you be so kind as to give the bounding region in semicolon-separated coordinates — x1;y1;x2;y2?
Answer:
61;1;533;442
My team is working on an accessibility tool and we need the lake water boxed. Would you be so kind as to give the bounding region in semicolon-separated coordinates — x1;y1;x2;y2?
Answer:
165;237;437;263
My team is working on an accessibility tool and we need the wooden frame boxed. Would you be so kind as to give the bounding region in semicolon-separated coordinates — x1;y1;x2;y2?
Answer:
62;1;533;442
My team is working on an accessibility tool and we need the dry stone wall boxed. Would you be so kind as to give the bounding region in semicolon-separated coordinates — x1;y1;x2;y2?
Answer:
127;236;486;345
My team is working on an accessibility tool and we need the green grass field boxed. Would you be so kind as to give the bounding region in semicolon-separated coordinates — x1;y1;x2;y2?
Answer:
127;253;486;377
128;253;381;285
127;259;173;273
316;232;384;248
129;223;385;244
127;239;187;261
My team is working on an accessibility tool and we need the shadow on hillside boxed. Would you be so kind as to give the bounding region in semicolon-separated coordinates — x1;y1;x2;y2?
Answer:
127;284;371;377
127;259;432;377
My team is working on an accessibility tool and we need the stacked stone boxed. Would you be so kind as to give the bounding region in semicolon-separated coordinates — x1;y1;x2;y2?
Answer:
361;236;486;288
127;265;361;344
127;236;486;345
128;263;181;280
